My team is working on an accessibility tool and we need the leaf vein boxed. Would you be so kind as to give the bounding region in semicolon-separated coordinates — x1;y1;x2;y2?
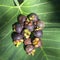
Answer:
22;11;59;15
0;11;19;41
0;5;18;8
22;2;48;7
41;46;49;60
43;47;60;50
0;8;12;18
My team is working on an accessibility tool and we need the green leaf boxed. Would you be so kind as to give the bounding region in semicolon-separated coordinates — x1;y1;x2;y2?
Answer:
0;0;60;60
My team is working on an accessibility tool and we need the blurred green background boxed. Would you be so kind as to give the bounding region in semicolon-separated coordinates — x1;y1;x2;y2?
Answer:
0;0;60;60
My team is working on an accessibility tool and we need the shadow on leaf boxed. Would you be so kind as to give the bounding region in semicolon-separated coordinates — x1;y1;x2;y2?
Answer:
48;0;60;23
13;0;24;6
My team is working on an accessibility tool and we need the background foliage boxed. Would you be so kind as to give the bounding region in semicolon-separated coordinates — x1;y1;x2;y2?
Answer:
0;0;60;60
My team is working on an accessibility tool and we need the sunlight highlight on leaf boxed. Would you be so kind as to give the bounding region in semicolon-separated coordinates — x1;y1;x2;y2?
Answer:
0;5;17;8
22;2;49;7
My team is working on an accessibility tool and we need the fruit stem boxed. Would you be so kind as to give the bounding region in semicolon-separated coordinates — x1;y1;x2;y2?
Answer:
14;0;23;14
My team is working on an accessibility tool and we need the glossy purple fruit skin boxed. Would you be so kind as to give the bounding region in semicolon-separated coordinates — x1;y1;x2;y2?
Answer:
18;14;27;24
16;24;23;33
27;13;38;22
13;23;23;33
24;38;32;45
12;32;23;41
37;21;45;29
25;44;34;54
34;30;43;38
25;25;34;32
